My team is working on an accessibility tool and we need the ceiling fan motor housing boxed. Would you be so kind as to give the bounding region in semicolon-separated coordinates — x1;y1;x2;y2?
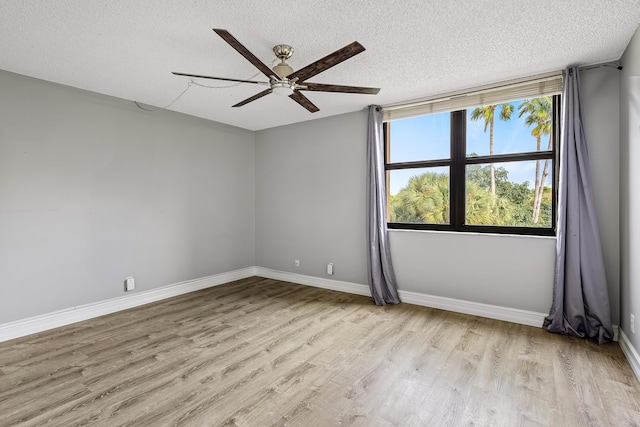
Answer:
272;45;295;78
273;62;293;78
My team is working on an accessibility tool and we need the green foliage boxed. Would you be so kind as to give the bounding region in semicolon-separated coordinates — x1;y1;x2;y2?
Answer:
390;165;552;228
467;163;509;190
389;172;449;224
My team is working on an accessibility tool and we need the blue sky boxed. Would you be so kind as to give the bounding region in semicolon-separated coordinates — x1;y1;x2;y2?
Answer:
388;100;551;195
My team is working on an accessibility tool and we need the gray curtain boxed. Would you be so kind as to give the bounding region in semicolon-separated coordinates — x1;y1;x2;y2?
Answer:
543;66;613;344
366;105;400;305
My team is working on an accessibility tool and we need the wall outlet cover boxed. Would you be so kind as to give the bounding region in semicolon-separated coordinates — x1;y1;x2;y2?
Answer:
125;276;135;291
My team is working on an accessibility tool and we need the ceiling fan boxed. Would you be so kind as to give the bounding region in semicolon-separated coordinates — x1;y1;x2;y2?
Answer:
172;29;380;113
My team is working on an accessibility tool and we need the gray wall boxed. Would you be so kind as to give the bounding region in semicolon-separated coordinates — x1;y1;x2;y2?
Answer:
1;49;626;327
620;25;640;349
255;112;368;285
0;70;256;324
581;67;621;324
389;231;555;311
255;72;622;316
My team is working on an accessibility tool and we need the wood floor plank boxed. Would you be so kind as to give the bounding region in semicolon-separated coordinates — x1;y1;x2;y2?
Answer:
1;276;639;426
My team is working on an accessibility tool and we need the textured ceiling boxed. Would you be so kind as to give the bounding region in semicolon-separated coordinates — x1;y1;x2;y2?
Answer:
1;1;639;131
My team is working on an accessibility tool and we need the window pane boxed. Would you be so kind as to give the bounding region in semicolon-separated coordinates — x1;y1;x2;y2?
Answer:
466;97;554;157
388;167;450;224
465;161;553;227
388;113;450;163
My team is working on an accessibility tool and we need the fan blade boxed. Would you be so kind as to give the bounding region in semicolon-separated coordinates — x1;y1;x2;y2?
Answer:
172;72;269;85
213;29;274;79
232;89;273;107
289;90;319;113
288;41;365;82
299;82;380;95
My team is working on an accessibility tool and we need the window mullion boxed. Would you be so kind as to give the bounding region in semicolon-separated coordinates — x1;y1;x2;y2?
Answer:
386;159;452;170
450;110;466;228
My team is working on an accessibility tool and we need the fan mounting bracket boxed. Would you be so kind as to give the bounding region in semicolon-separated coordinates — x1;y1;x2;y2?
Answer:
273;45;294;62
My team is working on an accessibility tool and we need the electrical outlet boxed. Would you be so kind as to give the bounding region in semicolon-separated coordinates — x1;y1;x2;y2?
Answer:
295;259;300;267
631;314;635;334
327;263;334;275
125;276;135;292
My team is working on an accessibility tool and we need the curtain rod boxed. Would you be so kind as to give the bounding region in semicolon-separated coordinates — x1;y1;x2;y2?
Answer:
579;61;623;71
373;61;621;113
381;71;562;111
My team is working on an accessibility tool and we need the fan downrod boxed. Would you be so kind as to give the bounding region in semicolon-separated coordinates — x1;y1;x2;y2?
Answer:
272;45;295;78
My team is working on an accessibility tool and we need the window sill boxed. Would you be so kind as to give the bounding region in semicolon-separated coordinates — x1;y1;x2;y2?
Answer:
387;227;557;241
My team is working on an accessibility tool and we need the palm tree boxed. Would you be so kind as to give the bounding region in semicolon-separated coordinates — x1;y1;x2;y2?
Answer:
390;172;450;224
465;180;495;225
518;97;552;223
469;103;514;198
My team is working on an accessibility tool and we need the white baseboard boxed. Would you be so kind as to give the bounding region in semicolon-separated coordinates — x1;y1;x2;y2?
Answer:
619;329;640;383
254;267;371;297
254;267;547;328
0;267;256;343
398;288;547;327
6;266;614;346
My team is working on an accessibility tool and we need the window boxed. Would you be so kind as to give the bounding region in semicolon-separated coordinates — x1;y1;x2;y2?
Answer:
383;75;561;235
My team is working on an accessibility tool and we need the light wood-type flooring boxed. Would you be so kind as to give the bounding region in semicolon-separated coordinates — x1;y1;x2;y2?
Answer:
1;277;639;426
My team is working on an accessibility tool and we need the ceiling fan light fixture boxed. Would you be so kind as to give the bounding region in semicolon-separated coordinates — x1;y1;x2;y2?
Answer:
273;62;294;78
271;81;295;96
